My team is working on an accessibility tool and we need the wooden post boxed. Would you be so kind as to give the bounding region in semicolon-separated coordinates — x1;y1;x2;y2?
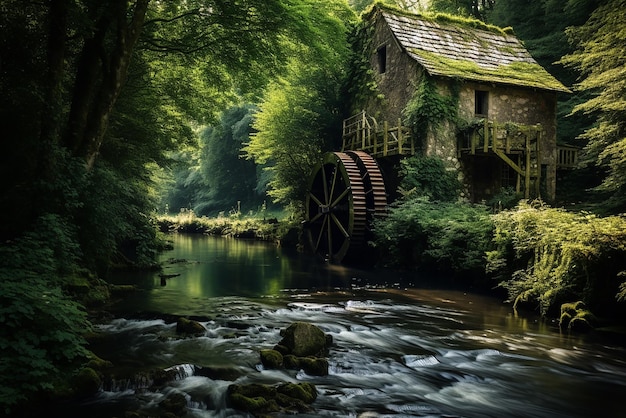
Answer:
516;154;521;193
525;135;531;199
493;124;498;152
383;120;389;156
361;112;367;150
535;129;541;196
374;131;379;156
398;118;403;154
471;131;476;154
483;119;489;153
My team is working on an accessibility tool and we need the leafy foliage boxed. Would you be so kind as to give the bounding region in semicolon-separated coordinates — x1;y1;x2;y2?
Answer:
159;105;265;217
490;0;596;146
559;0;626;212
430;0;496;21
374;197;493;274
487;201;626;316
243;0;355;210
398;156;460;202
0;216;90;413
402;78;459;143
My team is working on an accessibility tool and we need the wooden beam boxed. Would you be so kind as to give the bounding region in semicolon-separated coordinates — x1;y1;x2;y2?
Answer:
493;148;525;176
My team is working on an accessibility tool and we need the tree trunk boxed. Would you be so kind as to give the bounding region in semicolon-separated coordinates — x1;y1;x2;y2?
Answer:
37;0;68;185
63;0;150;169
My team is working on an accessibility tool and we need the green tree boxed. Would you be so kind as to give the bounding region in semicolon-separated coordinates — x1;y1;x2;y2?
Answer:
243;0;356;211
489;0;596;144
160;105;263;216
559;0;626;212
431;0;496;20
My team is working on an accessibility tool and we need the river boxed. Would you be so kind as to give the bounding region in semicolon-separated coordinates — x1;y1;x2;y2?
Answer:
64;234;626;417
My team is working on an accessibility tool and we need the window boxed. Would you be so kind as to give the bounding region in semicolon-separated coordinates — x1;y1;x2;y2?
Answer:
475;90;488;116
377;45;387;74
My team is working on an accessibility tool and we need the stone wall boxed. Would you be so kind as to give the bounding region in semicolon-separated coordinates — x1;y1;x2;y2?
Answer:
364;15;422;123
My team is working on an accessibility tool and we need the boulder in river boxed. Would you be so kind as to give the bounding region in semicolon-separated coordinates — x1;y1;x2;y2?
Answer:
227;382;317;415
260;349;284;369
275;322;331;357
176;317;206;336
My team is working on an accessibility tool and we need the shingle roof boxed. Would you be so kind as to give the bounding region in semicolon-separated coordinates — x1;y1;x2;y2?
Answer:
378;8;570;93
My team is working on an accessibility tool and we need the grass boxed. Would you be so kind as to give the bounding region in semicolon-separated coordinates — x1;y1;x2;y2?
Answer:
157;208;295;242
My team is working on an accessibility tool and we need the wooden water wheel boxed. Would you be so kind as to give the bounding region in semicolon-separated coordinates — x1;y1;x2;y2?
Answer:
304;151;387;263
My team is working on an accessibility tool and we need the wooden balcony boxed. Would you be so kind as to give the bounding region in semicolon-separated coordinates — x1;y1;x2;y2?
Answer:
459;119;542;199
341;111;414;158
557;145;580;169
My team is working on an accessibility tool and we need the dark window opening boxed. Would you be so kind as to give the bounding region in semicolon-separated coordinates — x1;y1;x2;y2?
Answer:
501;161;516;188
475;90;488;116
377;45;387;74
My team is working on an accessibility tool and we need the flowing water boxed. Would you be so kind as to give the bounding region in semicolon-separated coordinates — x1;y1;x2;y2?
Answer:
64;234;626;417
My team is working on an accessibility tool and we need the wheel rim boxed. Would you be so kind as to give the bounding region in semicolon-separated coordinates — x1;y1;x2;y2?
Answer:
305;152;367;262
346;151;388;225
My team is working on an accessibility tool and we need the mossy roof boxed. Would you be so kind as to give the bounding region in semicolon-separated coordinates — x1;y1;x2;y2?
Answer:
374;6;570;93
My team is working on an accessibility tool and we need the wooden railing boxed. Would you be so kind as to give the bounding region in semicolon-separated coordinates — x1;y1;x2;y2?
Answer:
341;111;414;158
557;145;580;169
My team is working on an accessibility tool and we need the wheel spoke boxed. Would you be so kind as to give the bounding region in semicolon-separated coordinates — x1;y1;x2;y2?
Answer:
329;187;350;209
321;165;329;204
309;212;323;224
327;216;333;257
329;165;338;205
314;215;328;253
308;191;324;207
330;213;350;238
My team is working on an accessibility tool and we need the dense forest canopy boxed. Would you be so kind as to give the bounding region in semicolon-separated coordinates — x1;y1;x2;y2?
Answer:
2;0;626;413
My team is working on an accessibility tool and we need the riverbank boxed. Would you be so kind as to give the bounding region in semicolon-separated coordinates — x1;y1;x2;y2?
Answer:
156;209;300;245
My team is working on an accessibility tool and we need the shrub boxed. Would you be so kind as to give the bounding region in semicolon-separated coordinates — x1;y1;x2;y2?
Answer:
398;156;460;202
487;201;626;316
0;217;90;414
374;197;493;275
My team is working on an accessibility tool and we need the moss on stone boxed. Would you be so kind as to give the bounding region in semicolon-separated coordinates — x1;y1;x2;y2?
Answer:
298;357;329;376
560;301;597;332
277;382;317;404
176;317;206;336
366;2;510;36
278;322;328;357
283;354;300;369
260;349;283;369
227;382;317;415
73;367;101;397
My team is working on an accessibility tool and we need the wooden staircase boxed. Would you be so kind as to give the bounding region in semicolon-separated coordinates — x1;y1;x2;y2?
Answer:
459;119;542;199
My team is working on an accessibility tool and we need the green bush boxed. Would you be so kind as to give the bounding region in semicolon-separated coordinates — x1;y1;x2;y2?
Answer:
374;197;493;274
487;201;626;316
0;217;90;414
398;156;460;202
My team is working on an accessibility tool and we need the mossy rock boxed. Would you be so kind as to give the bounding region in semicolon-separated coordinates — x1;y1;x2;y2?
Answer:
227;382;317;415
176;317;206;336
85;353;113;371
277;322;328;357
559;301;597;332
73;367;101;397
299;357;329;376
159;392;188;416
260;349;283;369
283;354;300;369
276;382;317;404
